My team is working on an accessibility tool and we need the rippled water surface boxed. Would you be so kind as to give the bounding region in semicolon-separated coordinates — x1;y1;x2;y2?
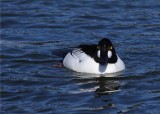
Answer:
1;0;160;113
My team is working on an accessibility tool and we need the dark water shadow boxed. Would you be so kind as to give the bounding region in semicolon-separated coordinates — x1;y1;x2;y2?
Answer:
73;72;124;95
95;76;120;95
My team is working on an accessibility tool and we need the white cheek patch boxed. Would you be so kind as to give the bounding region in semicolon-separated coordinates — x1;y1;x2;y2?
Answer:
97;50;100;58
108;51;112;58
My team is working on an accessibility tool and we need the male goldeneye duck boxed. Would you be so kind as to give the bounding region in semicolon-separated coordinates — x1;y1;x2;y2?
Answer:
63;38;125;74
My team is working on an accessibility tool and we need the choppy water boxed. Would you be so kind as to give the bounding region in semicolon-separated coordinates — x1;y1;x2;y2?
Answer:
1;0;160;113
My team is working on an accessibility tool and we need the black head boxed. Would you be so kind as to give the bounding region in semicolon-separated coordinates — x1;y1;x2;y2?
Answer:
96;38;117;65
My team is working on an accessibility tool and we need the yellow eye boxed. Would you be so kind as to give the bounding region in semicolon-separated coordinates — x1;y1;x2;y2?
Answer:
108;46;112;50
110;46;112;50
97;46;100;49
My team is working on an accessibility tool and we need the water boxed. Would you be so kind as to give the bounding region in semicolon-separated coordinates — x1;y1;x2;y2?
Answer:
1;0;160;113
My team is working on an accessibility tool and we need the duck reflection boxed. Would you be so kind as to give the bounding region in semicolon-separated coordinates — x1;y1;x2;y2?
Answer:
73;71;123;94
95;76;120;94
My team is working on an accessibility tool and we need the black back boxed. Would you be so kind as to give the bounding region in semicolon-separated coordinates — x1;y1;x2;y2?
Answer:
78;45;100;63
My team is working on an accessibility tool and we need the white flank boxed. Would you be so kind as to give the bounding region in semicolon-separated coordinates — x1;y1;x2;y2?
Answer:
63;49;125;74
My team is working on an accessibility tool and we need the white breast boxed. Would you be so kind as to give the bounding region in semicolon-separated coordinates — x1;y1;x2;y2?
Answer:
63;50;125;74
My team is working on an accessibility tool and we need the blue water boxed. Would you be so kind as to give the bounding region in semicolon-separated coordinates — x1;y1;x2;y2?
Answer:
1;0;160;113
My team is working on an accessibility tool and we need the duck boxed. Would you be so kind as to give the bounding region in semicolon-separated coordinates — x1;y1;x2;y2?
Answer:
63;38;125;74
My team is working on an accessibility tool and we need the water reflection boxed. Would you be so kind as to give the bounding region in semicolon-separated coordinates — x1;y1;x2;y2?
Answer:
73;72;123;94
95;77;120;94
